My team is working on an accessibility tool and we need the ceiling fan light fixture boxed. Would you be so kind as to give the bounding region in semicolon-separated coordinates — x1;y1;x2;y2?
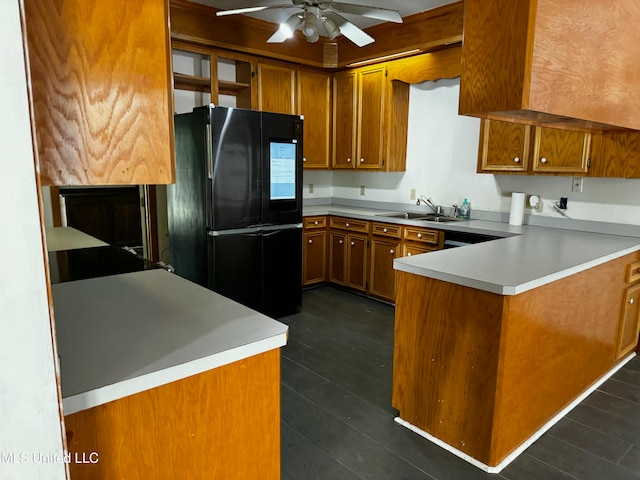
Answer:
279;13;302;38
303;8;319;37
321;16;340;40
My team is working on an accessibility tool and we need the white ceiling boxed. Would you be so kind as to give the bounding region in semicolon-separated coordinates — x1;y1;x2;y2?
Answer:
194;0;457;30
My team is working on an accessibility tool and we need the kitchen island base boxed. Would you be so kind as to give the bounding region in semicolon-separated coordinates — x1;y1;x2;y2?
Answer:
394;351;634;473
392;250;640;469
65;349;280;479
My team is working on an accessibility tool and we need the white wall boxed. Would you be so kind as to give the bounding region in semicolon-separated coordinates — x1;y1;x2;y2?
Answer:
0;1;66;477
306;78;640;226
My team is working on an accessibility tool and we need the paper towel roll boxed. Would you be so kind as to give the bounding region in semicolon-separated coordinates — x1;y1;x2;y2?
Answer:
509;192;526;226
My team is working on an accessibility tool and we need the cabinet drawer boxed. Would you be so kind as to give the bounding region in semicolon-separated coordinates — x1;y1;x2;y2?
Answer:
403;226;441;245
402;244;439;257
372;222;401;239
330;217;370;233
628;261;640;284
304;216;327;229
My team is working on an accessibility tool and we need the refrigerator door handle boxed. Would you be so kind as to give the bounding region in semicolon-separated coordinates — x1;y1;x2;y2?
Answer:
206;123;213;179
261;223;303;233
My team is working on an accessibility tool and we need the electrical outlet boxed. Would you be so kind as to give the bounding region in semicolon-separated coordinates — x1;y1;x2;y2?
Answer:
309;183;314;194
409;188;416;200
360;185;365;196
572;177;583;193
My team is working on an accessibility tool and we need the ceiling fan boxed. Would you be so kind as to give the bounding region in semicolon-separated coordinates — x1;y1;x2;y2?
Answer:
215;0;403;47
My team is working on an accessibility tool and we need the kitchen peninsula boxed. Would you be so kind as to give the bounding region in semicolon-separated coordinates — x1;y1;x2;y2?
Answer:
391;221;640;472
54;269;287;479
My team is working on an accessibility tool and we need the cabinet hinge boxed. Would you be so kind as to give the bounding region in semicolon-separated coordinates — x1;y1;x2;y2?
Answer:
385;69;388;77
252;70;257;78
587;158;591;168
367;240;370;247
382;159;385;167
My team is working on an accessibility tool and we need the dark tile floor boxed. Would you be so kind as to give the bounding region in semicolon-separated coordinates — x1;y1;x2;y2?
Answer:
279;286;640;480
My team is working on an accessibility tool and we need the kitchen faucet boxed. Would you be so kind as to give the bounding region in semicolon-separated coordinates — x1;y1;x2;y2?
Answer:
418;195;443;215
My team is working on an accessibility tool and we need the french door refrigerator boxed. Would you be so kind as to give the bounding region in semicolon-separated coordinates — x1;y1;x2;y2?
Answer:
167;105;303;318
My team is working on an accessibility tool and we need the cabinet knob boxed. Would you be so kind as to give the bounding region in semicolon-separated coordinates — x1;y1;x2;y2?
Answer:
308;239;312;244
360;158;365;163
630;298;635;305
514;157;520;163
346;158;351;163
417;233;422;238
540;157;548;164
383;228;388;233
339;240;343;244
351;241;355;246
407;252;412;256
389;249;394;254
314;221;318;225
345;223;350;227
303;157;307;162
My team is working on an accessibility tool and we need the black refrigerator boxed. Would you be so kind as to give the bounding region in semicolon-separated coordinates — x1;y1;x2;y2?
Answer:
167;105;303;318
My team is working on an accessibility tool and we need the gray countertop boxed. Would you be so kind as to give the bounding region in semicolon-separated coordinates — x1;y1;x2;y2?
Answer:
53;269;288;415
303;205;640;295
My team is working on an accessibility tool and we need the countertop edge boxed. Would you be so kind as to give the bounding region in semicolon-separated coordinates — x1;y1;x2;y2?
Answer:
62;332;287;415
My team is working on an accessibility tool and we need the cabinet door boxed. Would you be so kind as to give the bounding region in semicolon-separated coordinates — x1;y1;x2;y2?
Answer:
332;71;357;169
590;132;640;178
329;231;347;285
369;238;399;301
402;244;437;257
532;127;590;174
478;120;531;173
617;283;640;359
357;65;386;170
346;234;368;292
25;0;174;186
298;70;331;169
303;231;326;286
257;64;296;114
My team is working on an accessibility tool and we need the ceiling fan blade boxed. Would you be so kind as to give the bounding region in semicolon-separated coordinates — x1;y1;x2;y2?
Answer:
216;4;295;16
329;2;403;23
267;29;289;43
327;12;374;47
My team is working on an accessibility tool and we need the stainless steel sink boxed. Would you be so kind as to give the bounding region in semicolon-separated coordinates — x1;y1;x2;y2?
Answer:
378;212;463;223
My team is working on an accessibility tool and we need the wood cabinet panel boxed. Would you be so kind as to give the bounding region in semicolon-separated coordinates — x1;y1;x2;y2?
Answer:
617;283;640;360
346;233;368;292
357;65;385;170
369;238;399;301
371;222;401;239
304;216;327;229
402;244;438;257
298;70;331;169
25;0;175;186
403;226;442;246
332;71;357;169
329;231;347;285
303;231;326;286
257;64;296;114
532;127;590;174
478;120;530;172
65;350;280;479
590;132;640;179
329;217;370;234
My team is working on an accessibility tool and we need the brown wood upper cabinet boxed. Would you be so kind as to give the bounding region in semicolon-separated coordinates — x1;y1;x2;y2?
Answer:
25;0;175;186
590;132;640;179
297;70;331;169
478;119;590;175
332;64;409;172
459;0;640;131
257;63;296;115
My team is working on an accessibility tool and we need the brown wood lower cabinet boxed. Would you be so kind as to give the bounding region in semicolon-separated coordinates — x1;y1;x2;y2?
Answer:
65;349;281;479
302;216;327;286
369;238;400;301
329;217;370;292
617;260;640;359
